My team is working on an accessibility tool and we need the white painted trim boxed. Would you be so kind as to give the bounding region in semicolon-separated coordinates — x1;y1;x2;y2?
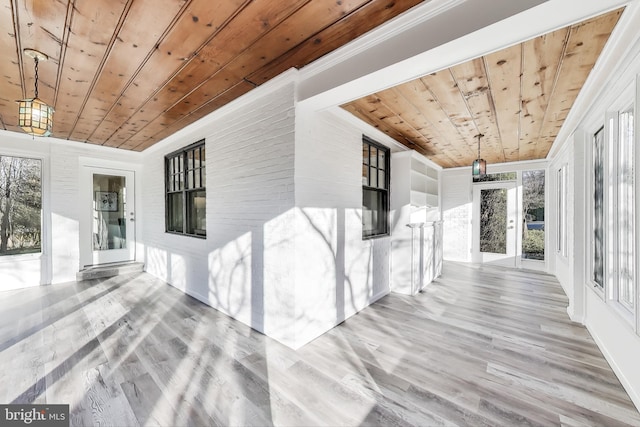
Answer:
446;158;548;173
299;0;466;80
0;129;145;160
586;322;640;412
325;106;409;153
549;0;640;158
144;68;300;156
0;146;51;285
298;0;629;112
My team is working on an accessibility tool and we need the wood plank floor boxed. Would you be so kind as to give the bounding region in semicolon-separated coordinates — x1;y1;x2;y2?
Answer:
1;262;639;426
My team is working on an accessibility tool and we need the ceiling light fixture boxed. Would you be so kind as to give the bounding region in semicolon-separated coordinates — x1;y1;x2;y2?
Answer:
17;49;54;137
472;133;486;178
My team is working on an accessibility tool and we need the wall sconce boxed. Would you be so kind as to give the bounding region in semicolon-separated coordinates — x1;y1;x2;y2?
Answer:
17;49;54;137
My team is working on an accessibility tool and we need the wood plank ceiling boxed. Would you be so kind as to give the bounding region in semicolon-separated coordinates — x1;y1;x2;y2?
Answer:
0;0;424;151
342;8;623;168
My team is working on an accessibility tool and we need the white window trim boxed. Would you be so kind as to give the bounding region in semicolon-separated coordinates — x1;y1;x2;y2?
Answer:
587;78;639;333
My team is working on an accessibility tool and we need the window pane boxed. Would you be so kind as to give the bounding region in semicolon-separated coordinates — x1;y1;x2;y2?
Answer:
522;170;545;260
363;189;386;237
619;110;634;308
593;127;604;288
378;170;386;190
473;172;517;183
167;193;183;233
480;188;507;254
0;156;42;256
370;146;378;168
187;190;206;236
362;138;389;239
188;168;194;189
93;174;126;251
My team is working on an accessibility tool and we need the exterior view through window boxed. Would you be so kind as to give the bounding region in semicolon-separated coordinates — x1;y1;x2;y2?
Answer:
522;170;545;260
479;188;508;254
362;136;390;239
0;156;42;256
593;126;605;289
165;140;206;237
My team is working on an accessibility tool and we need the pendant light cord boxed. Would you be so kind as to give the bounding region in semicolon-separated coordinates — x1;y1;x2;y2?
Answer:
34;57;39;99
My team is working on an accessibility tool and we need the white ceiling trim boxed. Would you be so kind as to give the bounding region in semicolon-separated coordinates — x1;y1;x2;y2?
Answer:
297;0;629;113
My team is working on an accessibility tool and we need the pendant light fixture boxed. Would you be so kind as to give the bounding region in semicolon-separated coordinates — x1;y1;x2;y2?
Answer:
17;49;54;137
472;133;486;178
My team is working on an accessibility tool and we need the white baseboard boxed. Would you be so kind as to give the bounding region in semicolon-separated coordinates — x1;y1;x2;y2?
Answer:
586;323;640;413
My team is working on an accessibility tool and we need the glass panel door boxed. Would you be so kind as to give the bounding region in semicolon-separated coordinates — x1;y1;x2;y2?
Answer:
88;169;135;266
93;174;127;251
473;182;517;266
480;188;508;254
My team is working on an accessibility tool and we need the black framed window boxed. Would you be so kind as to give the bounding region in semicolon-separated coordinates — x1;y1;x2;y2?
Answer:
362;136;390;239
166;140;206;237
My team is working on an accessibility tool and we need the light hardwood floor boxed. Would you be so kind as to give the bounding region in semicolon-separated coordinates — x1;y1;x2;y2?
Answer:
1;262;639;426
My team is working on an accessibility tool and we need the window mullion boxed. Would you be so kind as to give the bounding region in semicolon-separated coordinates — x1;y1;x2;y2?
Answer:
183;152;188;235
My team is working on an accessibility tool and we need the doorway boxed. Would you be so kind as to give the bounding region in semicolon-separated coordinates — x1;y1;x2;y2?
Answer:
472;182;518;267
81;167;136;267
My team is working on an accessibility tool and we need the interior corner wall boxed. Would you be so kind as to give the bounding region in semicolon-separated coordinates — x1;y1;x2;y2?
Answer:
141;81;298;347
0;132;142;291
545;12;640;410
548;137;575;315
292;108;391;347
441;168;472;262
442;160;549;264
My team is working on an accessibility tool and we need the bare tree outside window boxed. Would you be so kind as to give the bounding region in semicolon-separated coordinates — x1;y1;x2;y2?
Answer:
0;156;42;256
480;188;507;254
522;170;545;260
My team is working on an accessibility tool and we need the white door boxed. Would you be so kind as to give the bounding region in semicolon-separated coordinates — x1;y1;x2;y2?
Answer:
472;182;518;267
82;167;136;267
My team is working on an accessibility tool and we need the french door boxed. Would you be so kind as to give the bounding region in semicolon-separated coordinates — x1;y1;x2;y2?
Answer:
472;182;518;267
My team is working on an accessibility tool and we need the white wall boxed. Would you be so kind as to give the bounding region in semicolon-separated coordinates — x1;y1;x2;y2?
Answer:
442;160;548;264
292;108;392;346
141;73;400;349
548;137;575;313
141;74;298;346
442;168;473;262
545;1;640;410
0;131;142;290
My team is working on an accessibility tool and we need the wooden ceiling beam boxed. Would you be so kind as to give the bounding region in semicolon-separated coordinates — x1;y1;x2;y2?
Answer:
108;0;375;149
53;0;133;139
450;58;504;165
0;1;24;132
71;0;246;144
102;0;311;148
130;81;255;151
246;0;424;86
484;44;522;163
518;28;569;161
535;9;622;159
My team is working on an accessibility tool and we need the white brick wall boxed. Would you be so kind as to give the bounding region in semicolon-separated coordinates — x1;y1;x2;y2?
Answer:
293;109;391;346
142;80;297;346
0;132;141;289
442;168;472;262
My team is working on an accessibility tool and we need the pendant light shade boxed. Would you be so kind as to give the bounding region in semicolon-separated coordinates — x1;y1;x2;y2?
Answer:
472;134;486;177
472;157;487;177
17;49;54;137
